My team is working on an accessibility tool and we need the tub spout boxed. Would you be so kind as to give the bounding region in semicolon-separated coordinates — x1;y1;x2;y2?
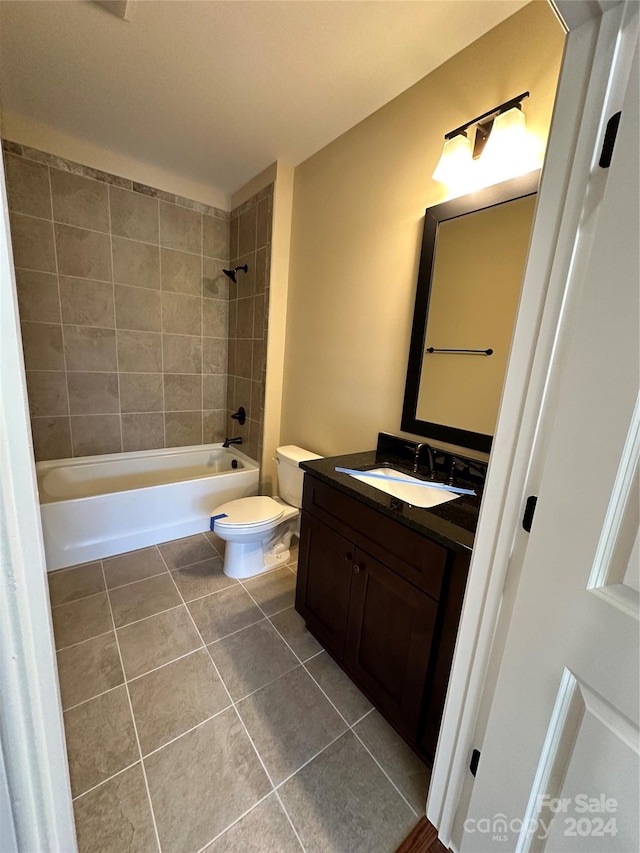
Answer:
223;436;243;448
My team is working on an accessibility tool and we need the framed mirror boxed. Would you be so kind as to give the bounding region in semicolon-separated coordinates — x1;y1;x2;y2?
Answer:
401;170;540;453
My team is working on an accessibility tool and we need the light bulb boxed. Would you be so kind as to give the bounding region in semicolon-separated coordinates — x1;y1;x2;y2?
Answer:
432;134;473;186
479;107;536;184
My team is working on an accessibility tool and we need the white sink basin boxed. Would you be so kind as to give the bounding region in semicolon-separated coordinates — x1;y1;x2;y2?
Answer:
346;467;460;509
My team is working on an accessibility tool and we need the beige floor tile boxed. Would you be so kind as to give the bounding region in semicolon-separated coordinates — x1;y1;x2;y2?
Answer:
117;606;202;679
204;529;225;555
64;685;138;797
52;593;112;650
237;667;346;785
243;567;296;616
103;547;167;589
269;607;322;662
354;710;430;813
202;794;300;853
57;632;123;710
171;556;235;602
129;649;230;755
158;533;217;569
145;708;271;852
188;585;263;644
108;574;181;628
73;764;157;853
278;731;415;853
48;562;105;607
208;620;298;700
305;651;372;725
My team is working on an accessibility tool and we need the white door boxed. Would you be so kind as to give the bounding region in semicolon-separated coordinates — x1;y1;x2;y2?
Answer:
460;34;639;853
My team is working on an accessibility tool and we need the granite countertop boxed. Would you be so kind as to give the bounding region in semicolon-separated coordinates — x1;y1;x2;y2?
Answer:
301;450;483;553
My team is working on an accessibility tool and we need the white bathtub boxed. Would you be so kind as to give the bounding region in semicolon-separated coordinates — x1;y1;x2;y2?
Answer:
36;444;259;570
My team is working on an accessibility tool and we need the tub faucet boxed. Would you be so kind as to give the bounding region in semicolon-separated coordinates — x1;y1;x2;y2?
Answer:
223;436;243;448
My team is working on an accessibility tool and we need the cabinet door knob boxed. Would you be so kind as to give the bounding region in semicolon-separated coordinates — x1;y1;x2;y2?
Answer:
353;563;364;574
345;551;353;562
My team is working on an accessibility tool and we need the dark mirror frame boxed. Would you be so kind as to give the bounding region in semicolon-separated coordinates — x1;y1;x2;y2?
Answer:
401;170;540;453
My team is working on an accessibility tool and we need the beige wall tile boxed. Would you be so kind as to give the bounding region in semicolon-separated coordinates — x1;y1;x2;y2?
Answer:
161;248;201;296
230;216;238;259
63;325;117;371
112;236;160;289
109;185;159;243
203;409;227;443
163;334;201;374
203;337;227;375
203;298;228;338
50;170;109;233
71;414;122;456
5;155;51;218
236;298;254;339
203;374;226;410
161;292;201;335
203;214;230;260
202;257;228;299
164;374;201;411
256;195;272;249
234;377;251;417
121;413;164;451
251;339;265;378
55;223;112;280
238;204;257;256
119;373;163;413
116;330;162;372
236;254;256;298
235;339;252;379
26;371;68;416
255;247;267;294
59;277;115;328
67;372;119;415
114;284;161;332
21;321;64;370
30;416;72;461
159;202;201;254
15;269;60;323
165;411;202;447
10;213;56;272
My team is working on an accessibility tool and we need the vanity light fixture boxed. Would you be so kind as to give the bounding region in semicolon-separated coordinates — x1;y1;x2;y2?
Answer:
433;92;532;189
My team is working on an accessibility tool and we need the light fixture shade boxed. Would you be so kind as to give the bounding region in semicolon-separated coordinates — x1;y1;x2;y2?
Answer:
432;134;472;185
479;106;534;182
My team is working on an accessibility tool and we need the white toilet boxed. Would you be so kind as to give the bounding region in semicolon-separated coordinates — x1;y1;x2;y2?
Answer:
211;445;322;579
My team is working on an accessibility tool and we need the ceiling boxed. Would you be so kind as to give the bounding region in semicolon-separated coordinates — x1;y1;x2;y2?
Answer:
0;0;529;206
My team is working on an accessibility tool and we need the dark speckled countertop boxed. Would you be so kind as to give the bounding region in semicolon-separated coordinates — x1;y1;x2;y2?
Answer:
301;450;483;553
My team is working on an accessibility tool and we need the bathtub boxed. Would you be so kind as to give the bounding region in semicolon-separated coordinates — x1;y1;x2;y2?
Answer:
36;444;259;570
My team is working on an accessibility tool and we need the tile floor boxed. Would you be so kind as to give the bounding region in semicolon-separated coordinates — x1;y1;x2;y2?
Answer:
49;532;431;853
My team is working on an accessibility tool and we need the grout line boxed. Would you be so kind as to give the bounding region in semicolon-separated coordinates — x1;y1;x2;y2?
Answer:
126;644;206;684
193;791;274;853
140;702;232;760
106;184;123;454
274;787;307;852
227;661;302;706
158;199;167;450
62;682;124;714
104;570;169;592
273;729;348;792
71;759;142;803
113;602;185;632
349;728;419;818
55;627;115;653
200;213;204;444
203;615;266;646
98;559;163;852
51;588;108;612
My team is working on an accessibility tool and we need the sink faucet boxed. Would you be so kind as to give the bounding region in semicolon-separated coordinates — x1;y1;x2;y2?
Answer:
222;436;243;448
405;442;435;475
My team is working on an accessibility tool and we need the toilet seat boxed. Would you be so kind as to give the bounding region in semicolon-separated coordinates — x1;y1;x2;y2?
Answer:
212;496;284;531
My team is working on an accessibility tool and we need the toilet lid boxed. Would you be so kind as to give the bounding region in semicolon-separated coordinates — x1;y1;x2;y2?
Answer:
212;496;284;528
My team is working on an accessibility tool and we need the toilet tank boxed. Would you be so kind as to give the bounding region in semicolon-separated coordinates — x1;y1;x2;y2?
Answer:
276;445;322;508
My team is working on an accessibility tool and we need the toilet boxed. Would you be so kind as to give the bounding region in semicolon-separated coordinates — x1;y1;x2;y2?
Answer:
211;445;322;579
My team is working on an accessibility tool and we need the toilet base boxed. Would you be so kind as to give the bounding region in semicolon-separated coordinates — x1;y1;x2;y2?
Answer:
222;539;291;579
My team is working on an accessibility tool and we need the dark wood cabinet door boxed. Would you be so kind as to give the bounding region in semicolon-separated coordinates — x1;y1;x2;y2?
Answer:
345;548;438;739
295;512;354;659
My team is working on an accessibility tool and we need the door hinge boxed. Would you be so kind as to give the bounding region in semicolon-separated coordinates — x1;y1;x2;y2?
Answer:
522;495;537;533
599;111;622;168
470;749;481;777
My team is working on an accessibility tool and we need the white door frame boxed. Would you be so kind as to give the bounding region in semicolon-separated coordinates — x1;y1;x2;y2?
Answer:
0;146;77;849
428;0;635;846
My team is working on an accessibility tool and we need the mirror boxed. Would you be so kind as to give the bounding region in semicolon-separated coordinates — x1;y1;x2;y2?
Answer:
401;171;539;453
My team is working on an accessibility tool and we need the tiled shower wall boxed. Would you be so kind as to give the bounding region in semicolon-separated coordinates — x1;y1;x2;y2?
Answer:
227;185;273;463
3;140;232;461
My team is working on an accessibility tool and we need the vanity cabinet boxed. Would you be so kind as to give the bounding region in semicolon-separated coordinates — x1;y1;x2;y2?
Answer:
296;473;470;761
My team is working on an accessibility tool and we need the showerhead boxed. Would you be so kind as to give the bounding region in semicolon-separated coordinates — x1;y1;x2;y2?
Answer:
222;264;248;284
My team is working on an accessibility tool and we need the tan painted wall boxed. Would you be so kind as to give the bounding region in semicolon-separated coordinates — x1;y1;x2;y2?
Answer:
280;2;564;459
